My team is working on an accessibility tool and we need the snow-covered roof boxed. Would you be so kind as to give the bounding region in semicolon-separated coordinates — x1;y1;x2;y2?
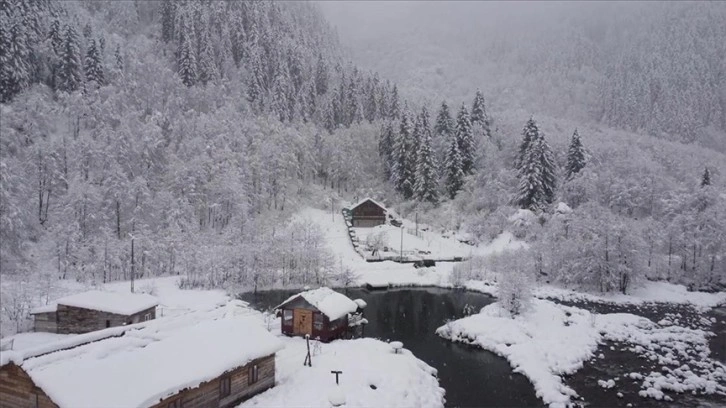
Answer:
277;287;359;321
34;290;159;316
349;197;388;212
5;302;282;408
30;304;58;314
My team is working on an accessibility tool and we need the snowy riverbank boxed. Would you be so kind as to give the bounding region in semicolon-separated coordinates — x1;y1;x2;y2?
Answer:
436;299;726;407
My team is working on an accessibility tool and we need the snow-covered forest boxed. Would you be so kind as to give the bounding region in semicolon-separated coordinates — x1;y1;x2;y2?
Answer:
1;0;725;334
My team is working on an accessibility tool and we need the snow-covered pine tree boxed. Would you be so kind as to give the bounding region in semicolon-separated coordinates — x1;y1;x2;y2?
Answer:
389;84;400;120
177;32;197;87
364;74;379;123
445;132;464;199
197;28;218;85
377;80;390;119
455;103;475;175
114;44;123;72
515;135;545;211
435;101;454;139
161;0;176;43
539;132;557;206
701;167;711;187
57;24;83;93
471;89;491;137
83;23;92;39
84;39;105;87
49;19;63;55
392;107;414;198
379;122;395;180
516;118;539;171
414;107;439;203
314;54;328;96
346;72;362;126
515;123;557;212
0;15;30;103
565;129;586;180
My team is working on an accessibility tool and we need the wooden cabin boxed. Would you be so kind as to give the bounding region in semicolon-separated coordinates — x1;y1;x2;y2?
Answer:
350;198;387;228
30;290;158;334
276;287;359;342
0;306;282;408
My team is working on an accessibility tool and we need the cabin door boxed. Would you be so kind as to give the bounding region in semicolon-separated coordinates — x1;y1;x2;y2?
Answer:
293;309;313;335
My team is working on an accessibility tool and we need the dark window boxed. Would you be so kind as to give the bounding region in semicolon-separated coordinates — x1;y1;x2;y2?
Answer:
105;320;110;328
220;375;231;397
144;313;152;321
248;364;259;385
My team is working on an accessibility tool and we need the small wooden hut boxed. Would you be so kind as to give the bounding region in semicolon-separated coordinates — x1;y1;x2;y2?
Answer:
30;290;158;334
276;287;359;342
350;198;387;228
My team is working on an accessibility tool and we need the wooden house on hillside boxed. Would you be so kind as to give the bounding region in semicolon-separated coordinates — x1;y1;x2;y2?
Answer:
30;290;158;334
0;306;282;408
350;198;387;228
276;287;359;342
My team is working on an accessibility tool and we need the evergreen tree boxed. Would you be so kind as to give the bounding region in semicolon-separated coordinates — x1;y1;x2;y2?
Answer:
177;25;197;87
516;136;545;211
84;39;105;86
346;73;362;126
471;89;491;137
515;120;557;211
57;25;83;93
364;74;379;123
114;44;124;72
392;107;414;198
161;0;176;43
701;167;711;187
197;29;218;85
456;103;475;175
83;23;92;39
565;129;586;180
49;19;63;55
445;132;464;199
516;118;539;171
414;107;439;203
378;122;395;180
389;84;400;120
539;132;557;206
435;101;454;139
98;36;106;55
0;17;30;103
314;54;328;96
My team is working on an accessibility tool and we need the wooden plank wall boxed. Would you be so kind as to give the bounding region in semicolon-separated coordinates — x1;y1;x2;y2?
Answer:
152;354;276;408
0;363;57;408
55;305;156;334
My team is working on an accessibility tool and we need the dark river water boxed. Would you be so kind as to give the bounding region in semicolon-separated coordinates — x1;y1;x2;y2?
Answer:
240;287;543;407
241;288;726;408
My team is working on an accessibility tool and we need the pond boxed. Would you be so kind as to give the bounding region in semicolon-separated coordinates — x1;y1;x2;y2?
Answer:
239;287;543;408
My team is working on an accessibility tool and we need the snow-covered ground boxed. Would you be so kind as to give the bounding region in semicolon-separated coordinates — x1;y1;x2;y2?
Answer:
1;275;445;408
437;299;726;407
294;207;525;288
241;337;445;408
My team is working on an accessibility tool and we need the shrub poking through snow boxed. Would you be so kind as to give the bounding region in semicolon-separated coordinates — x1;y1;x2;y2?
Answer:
497;265;533;318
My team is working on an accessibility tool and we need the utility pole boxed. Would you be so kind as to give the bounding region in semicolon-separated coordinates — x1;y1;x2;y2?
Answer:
130;235;135;293
400;225;404;262
415;212;419;237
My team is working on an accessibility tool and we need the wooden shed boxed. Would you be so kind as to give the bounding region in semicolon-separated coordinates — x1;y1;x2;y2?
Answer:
276;287;359;342
1;306;282;408
350;198;387;228
30;290;158;334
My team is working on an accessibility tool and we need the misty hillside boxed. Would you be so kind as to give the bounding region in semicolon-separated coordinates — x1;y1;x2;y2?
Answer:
1;0;725;337
321;1;726;151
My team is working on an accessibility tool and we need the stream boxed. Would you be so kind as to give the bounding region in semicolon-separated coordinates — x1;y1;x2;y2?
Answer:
240;287;726;407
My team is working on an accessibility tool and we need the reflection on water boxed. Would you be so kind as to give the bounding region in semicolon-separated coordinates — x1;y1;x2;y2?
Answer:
240;287;542;407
